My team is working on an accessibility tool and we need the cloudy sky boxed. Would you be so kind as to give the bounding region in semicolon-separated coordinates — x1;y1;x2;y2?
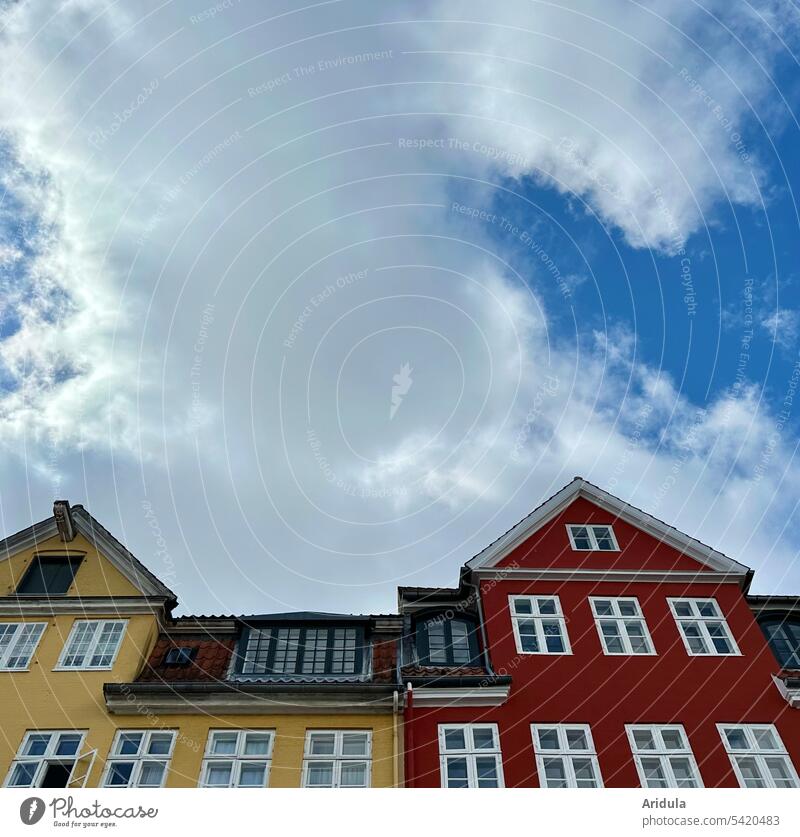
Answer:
1;0;800;616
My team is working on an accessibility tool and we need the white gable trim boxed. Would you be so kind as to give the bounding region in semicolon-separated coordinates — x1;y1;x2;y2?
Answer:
467;479;749;575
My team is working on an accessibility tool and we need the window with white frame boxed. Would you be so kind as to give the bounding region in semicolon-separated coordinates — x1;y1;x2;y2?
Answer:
102;730;176;787
4;731;86;788
668;599;739;656
302;730;371;787
531;724;603;787
627;725;703;788
200;730;274;787
0;622;47;670
590;598;655;655
509;595;570;654
55;620;127;670
438;724;504;788
567;525;619;551
717;725;800;788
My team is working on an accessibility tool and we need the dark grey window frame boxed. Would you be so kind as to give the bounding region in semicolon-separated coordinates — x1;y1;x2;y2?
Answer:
236;624;366;676
759;615;800;669
416;615;480;667
16;555;83;596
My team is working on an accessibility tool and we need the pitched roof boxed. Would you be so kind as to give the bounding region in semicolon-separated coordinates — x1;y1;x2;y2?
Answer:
467;477;750;575
0;503;177;602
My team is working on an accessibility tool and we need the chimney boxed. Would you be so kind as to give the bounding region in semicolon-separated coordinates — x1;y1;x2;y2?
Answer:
53;500;76;542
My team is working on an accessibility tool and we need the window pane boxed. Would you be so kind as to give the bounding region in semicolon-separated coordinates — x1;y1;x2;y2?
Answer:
593;600;613;616
573;757;599;787
570;527;592;549
116;733;143;756
752;728;779;751
308;733;336;756
543;757;568;787
107;762;133;786
426;621;447;664
724;728;749;751
306;762;334;787
707;623;733;654
661;729;685;751
641;757;668;787
17;557;80;596
443;729;466;751
518;621;539;652
10;763;38;786
543;622;565;653
566;729;588;751
55;735;81;756
340;762;368;787
238;763;267;787
673;602;693;618
138;762;165;787
697;601;718;617
600;622;624;653
475;756;499;787
211;733;237;755
147;734;172;756
537;729;560;750
669;757;698;787
513;598;532;615
765;757;796;788
24;734;50;756
445;757;469;788
205;763;232;786
538;599;557;615
472;728;496;750
633;730;656;751
735;756;766;787
618;600;638;617
593;527;615;550
243;734;271;756
681;623;708;654
90;622;124;667
341;733;369;756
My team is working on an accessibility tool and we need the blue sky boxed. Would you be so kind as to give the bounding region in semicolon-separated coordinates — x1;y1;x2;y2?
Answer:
1;1;800;614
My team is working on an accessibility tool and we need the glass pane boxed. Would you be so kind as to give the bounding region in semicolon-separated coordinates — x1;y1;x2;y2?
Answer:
566;729;589;751
106;762;133;786
543;757;568;788
306;762;334;787
537;728;560;750
593;527;615;550
211;733;237;755
632;730;656;751
618;600;638;617
735;756;765;788
443;728;466;751
724;728;749;751
573;757;598;787
538;599;557;615
641;757;668;787
475;756;499;787
570;527;592;549
661;729;685;750
445;757;468;788
138;762;165;787
753;728;779;751
340;762;368;787
518;621;539;652
205;763;232;786
601;622;624;654
512;598;533;615
55;735;81;756
243;734;271;756
681;623;708;654
24;734;50;757
673;602;693;618
765;757;796;788
697;601;718;617
707;623;733;654
341;733;369;756
147;734;173;756
472;728;496;750
593;600;613;616
117;733;143;756
10;762;38;786
543;622;565;653
238;763;267;787
669;757;698;787
308;733;336;756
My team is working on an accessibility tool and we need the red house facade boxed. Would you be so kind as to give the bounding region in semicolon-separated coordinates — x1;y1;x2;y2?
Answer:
402;478;800;788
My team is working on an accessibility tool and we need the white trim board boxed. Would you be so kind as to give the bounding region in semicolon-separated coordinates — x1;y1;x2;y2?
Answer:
467;478;750;576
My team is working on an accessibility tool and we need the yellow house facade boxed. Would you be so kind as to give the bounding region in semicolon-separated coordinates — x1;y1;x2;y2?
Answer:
0;502;403;788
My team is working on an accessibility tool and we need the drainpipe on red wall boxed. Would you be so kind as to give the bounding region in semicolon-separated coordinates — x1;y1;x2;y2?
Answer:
405;682;414;788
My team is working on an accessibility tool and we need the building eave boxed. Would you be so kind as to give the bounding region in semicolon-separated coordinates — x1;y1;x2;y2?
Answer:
411;685;510;707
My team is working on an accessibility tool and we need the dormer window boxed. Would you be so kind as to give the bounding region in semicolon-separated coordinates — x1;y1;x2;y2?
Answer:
566;525;619;551
238;625;365;676
416;616;479;666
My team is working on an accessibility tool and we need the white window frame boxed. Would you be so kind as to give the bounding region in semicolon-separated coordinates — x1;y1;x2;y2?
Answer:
3;730;87;788
667;598;740;657
626;724;704;788
301;730;372;788
0;622;47;670
531;724;603;788
54;619;127;670
566;524;620;551
589;598;656;656
438;723;505;788
101;729;176;788
509;595;571;655
717;724;800;788
199;729;275;787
